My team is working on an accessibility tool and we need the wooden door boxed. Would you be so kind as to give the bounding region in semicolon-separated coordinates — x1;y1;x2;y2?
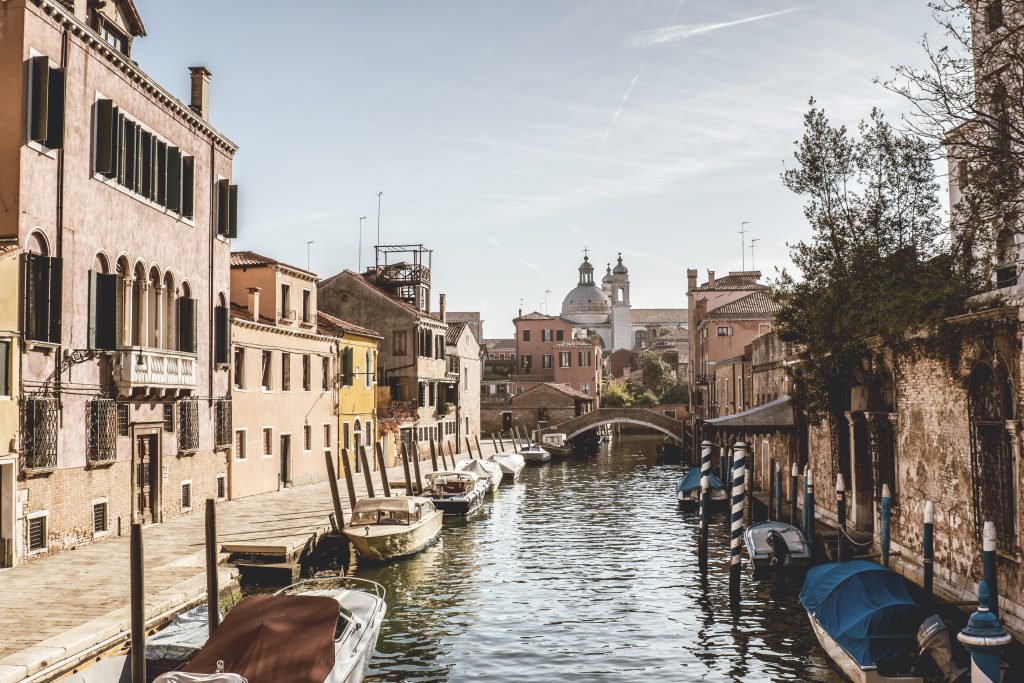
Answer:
502;412;512;431
280;434;291;487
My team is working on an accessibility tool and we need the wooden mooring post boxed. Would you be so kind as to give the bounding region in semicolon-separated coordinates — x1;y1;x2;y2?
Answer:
340;448;358;509
475;435;484;459
400;442;414;493
465;435;475;459
958;579;1011;683
768;459;776;521
375;443;392;497
428;439;439;471
804;467;815;556
497;432;507;452
790;462;798;527
446;440;456;463
324;451;349;573
729;440;746;607
880;483;891;567
205;499;221;636
835;474;846;563
774;460;783;521
983;521;998;619
359;445;375;497
130;523;146;683
410;441;424;492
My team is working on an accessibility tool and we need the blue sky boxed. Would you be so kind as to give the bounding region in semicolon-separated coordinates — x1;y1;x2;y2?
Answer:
134;1;940;337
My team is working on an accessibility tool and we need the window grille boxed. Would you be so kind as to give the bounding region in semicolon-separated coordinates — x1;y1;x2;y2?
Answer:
117;402;129;436
968;362;1016;551
304;425;312;451
28;516;46;551
181;482;192;509
87;398;117;461
214;398;232;447
177;398;199;452
162;403;174;432
93;502;107;534
24;396;58;469
216;475;226;501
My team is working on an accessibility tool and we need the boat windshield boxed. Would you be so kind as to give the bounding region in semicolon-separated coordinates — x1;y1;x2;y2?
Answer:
350;509;412;526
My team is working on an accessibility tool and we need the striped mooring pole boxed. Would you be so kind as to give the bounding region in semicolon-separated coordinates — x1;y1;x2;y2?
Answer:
790;462;798;526
835;474;846;563
983;521;998;619
922;499;933;595
957;579;1010;683
729;438;746;606
880;484;892;567
698;441;712;570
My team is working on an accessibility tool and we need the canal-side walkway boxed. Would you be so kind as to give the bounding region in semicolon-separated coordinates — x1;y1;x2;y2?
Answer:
0;445;496;683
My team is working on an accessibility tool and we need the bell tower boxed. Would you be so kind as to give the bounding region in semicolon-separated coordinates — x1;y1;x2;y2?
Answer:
609;253;632;350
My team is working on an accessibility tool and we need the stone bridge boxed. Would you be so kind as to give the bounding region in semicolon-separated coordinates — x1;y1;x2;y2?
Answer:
547;407;688;444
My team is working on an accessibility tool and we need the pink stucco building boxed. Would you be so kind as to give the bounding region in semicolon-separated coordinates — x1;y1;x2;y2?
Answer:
0;0;238;565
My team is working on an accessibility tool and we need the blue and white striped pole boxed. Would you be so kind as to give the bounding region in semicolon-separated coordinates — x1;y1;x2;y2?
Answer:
958;579;1010;683
729;439;746;605
880;484;892;568
983;521;998;619
698;441;712;570
922;499;933;595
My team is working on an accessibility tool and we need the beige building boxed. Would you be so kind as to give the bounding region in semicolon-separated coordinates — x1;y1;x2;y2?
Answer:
229;252;347;499
446;321;482;444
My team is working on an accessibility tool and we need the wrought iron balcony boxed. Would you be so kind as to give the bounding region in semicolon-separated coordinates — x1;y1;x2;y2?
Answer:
114;347;197;396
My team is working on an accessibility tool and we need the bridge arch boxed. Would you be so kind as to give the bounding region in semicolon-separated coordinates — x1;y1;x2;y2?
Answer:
548;408;686;444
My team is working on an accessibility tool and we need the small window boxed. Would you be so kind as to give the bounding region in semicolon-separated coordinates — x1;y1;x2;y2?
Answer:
988;0;1004;31
234;429;246;459
263;428;273;455
522;329;531;342
556;330;564;342
543;355;552;369
542;329;552;342
559;352;571;368
27;55;65;149
393;330;408;356
717;326;732;337
303;424;312;451
522;355;532;371
28;515;46;552
117;403;129;437
280;283;292;320
302;354;311;391
343;423;350;449
216;475;226;501
180;482;192;510
281;352;291;391
162;403;174;432
498;353;504;360
93;501;108;534
582;383;590;394
261;351;272;390
0;339;10;396
322;357;331;391
233;348;246;389
323;424;331;447
301;289;311;323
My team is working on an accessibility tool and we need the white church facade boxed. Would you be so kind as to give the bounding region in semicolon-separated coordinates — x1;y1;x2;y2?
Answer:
559;254;687;352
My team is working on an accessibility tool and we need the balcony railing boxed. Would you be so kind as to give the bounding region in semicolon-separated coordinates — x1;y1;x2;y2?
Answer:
114;347;197;396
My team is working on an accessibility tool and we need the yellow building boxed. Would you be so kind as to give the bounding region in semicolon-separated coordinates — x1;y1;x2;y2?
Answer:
0;241;19;566
316;312;389;475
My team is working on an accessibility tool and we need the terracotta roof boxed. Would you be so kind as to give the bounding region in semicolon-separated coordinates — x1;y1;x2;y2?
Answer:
702;290;779;321
0;240;19;256
320;270;443;323
484;338;516;350
231;251;316;278
229;302;275;326
631;309;688;324
446;312;480;322
513;382;594;402
691;272;768;292
514;311;556;321
316;311;382;340
445;321;468;345
554;339;597;349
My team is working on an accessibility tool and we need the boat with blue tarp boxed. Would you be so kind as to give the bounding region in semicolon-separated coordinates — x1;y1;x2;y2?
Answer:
675;467;726;511
800;561;965;683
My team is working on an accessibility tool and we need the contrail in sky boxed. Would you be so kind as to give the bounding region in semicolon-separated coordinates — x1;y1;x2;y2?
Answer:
626;8;800;48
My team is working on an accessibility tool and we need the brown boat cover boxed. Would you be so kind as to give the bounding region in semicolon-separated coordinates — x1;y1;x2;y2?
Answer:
183;595;338;683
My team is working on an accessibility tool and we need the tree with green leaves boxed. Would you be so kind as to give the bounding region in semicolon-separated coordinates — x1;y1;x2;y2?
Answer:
602;378;635;408
774;101;977;420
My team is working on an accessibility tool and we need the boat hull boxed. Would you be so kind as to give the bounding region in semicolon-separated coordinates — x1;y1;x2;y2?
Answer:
344;511;443;562
744;521;811;568
489;453;525;480
807;614;923;683
522;450;552;463
677;490;728;511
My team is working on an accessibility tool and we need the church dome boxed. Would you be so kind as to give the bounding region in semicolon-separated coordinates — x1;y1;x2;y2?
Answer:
561;284;611;323
612;253;628;275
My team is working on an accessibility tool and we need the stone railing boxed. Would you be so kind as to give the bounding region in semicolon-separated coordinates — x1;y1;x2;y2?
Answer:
114;347;197;395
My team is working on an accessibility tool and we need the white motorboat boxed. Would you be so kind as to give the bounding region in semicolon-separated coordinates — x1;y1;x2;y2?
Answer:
744;521;810;569
519;443;552;463
344;496;443;562
488;451;526;480
422;470;489;515
537;432;572;457
455;458;503;493
158;576;387;683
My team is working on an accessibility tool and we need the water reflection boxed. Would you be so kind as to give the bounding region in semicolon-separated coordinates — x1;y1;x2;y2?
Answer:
344;433;843;683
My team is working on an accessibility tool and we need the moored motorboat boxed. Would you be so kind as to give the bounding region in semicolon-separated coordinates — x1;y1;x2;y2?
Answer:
519;443;552;463
343;496;443;562
538;432;572;457
422;470;489;515
744;521;810;569
456;458;503;493
800;561;965;683
488;451;526;480
675;467;727;510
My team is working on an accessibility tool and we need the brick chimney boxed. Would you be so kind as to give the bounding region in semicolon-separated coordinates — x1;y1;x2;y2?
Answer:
439;293;447;322
189;66;212;119
687;268;698;292
247;287;261;322
707;270;716;288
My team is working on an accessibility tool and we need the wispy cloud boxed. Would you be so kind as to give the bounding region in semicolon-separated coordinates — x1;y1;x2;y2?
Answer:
600;62;645;146
486;236;554;283
626;8;800;48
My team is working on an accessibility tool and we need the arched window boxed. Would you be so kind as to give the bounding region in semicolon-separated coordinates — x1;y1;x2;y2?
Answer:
148;267;161;348
26;230;49;256
116;256;131;345
132;263;145;346
634;330;647;350
968;361;1016;551
164;272;176;349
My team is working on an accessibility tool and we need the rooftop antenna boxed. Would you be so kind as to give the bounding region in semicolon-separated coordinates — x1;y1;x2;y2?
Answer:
739;221;750;271
544;289;551;314
306;241;314;271
358;216;367;272
376;192;383;247
750;238;760;271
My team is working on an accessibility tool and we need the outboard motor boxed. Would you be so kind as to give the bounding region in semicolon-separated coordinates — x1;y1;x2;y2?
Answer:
766;529;790;568
916;615;967;683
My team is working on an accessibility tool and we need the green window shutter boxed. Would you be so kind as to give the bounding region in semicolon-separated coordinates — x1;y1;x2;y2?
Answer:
97;273;118;350
188;299;198;353
94;99;114;175
45;66;64;149
214;305;229;364
216;179;230;235
166;147;181;212
22;253;37;340
28;56;49;144
140;130;152;196
177;298;197;353
123;120;136;190
47;256;62;344
116;114;126;185
181;156;194;219
156;141;167;206
342;347;354;386
87;270;98;349
227;184;238;238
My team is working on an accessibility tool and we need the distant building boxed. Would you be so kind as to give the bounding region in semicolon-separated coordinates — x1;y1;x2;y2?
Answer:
510;312;602;399
481;382;596;436
446;322;482;444
446;312;484;346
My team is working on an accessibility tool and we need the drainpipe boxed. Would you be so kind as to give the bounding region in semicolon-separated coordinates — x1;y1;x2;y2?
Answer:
54;27;69;398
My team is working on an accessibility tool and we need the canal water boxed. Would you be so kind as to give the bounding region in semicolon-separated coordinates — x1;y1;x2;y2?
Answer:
340;433;844;683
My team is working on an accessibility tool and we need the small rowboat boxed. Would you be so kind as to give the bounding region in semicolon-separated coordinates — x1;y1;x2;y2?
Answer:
488;452;526;480
344;496;443;562
456;458;503;493
744;521;810;569
519;444;552;463
674;467;727;511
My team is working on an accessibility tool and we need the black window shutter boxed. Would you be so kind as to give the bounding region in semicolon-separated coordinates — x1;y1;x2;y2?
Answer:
227;184;238;238
94;99;114;175
87;270;98;349
45;66;64;149
156;141;167;206
188;298;198;353
97;273;118;350
31;255;50;342
176;298;198;353
22;254;37;340
28;56;48;144
140;130;152;196
214;305;229;364
123;120;136;190
116;114;126;185
216;179;230;235
181;156;194;218
166;146;181;212
47;256;62;344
